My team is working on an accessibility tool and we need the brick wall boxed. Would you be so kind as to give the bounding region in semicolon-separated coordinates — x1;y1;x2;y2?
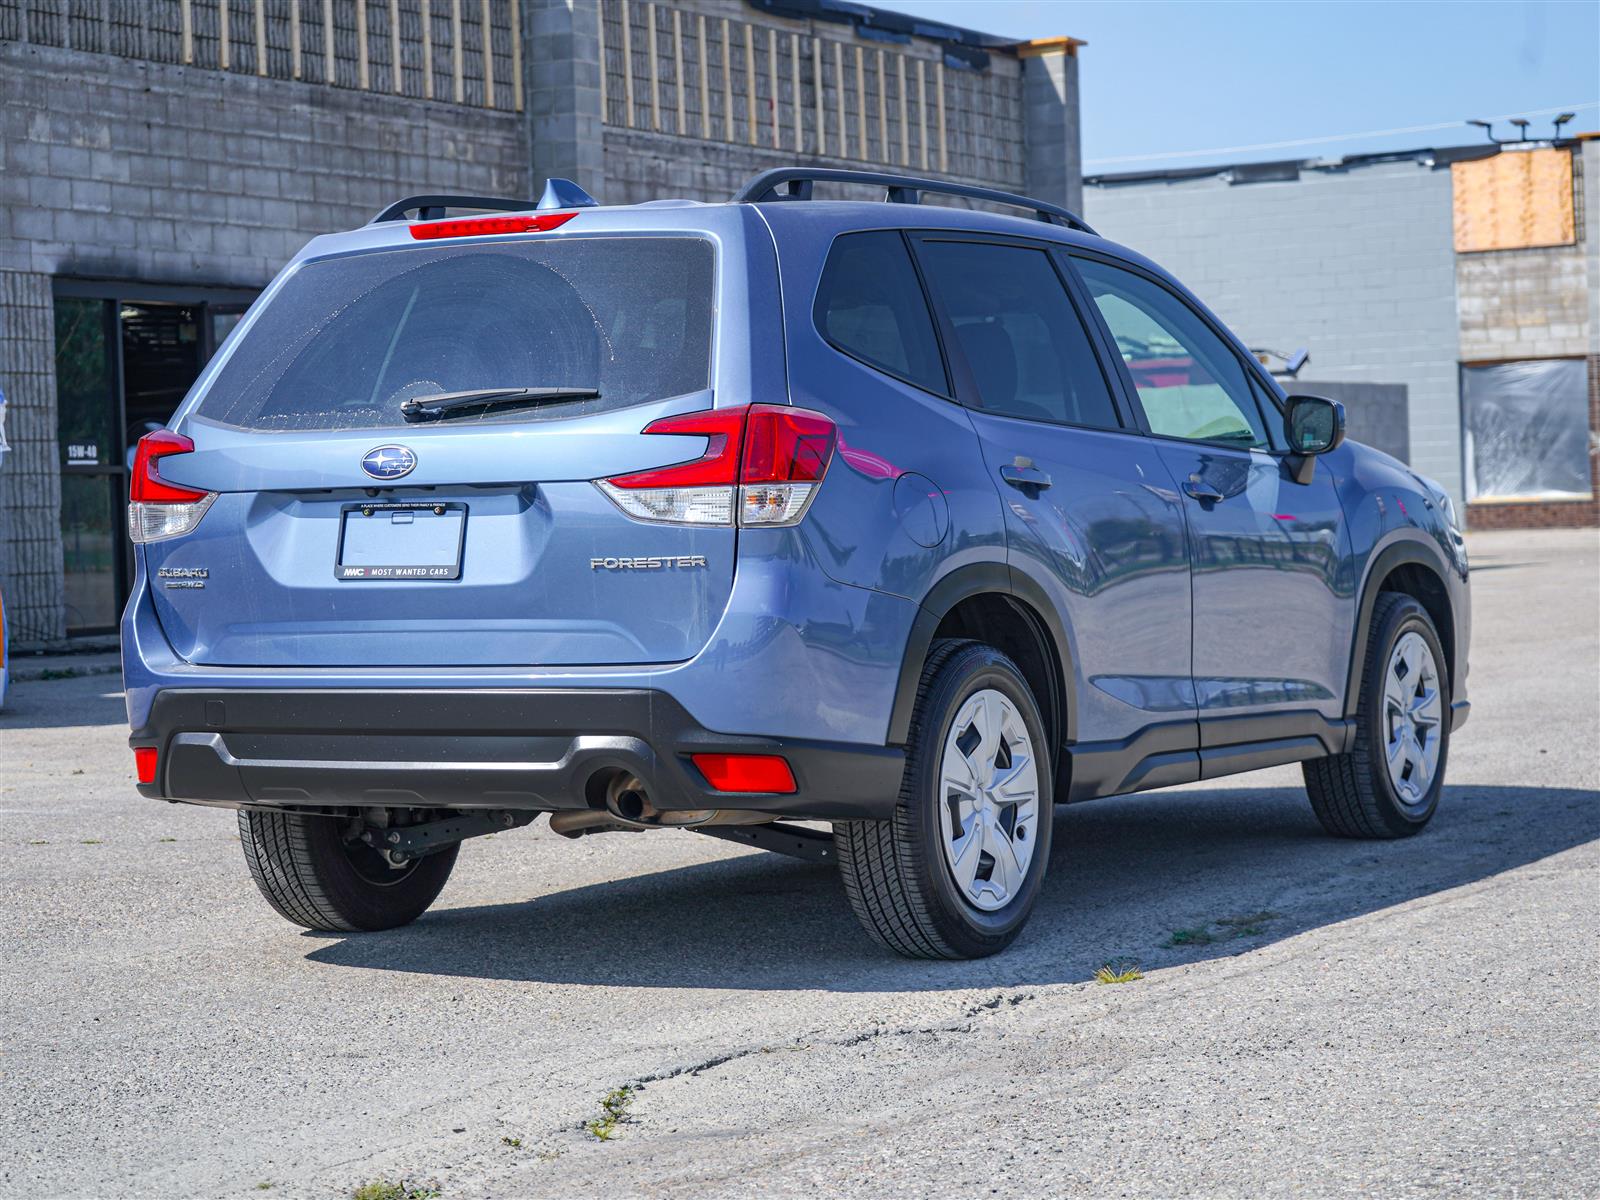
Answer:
1085;158;1466;502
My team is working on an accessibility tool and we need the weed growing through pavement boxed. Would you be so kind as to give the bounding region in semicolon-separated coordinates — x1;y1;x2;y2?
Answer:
1165;911;1281;948
350;1180;441;1200
585;1086;636;1140
1095;960;1143;984
500;1135;522;1149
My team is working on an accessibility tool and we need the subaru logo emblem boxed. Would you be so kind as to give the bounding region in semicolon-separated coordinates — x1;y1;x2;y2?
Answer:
361;445;416;480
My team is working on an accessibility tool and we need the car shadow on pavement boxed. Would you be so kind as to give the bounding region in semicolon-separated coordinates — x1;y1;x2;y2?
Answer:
304;782;1599;992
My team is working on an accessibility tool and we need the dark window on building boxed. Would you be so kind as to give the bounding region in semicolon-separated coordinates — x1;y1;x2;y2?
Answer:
1074;257;1269;449
917;241;1121;430
813;232;947;394
196;238;716;431
1462;359;1591;500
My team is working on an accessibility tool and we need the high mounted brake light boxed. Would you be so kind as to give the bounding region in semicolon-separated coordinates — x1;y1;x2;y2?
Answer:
595;405;838;527
128;430;217;543
408;212;577;240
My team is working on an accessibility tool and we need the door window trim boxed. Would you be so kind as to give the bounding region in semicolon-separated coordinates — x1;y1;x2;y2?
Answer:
905;229;1140;434
1061;248;1290;455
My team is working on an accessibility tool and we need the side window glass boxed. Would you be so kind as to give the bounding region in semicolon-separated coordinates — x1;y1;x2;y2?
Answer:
1074;258;1269;449
915;240;1122;430
813;232;947;394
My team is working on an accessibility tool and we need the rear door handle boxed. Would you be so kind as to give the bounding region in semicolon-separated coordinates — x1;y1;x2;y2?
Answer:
1183;476;1224;503
1000;464;1052;493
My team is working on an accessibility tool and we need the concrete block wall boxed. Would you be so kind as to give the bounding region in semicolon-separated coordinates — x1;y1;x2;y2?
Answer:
0;41;527;282
1457;244;1589;361
0;38;527;640
0;272;62;644
0;2;1085;638
593;0;1031;206
1085;159;1466;501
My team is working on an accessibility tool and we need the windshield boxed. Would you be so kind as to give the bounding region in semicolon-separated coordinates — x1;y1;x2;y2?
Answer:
195;237;716;431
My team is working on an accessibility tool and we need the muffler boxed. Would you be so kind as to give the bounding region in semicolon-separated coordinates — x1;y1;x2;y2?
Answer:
546;771;774;839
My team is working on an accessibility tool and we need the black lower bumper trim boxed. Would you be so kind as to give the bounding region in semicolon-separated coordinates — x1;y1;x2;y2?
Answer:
131;688;904;821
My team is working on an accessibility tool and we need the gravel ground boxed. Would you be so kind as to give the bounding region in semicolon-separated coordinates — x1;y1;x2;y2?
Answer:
1;529;1595;1199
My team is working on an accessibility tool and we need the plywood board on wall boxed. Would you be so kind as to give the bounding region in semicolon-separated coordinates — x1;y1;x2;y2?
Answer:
1452;147;1576;252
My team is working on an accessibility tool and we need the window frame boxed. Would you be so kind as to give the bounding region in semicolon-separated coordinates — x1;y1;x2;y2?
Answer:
810;229;955;399
1458;355;1593;502
905;229;1138;434
1062;248;1290;456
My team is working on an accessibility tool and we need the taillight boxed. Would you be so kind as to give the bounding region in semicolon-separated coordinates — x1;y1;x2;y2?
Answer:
134;747;158;785
691;753;797;794
128;430;217;544
408;212;576;240
596;405;837;527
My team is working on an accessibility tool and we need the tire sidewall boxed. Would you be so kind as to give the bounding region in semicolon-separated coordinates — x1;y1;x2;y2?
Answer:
904;647;1053;954
305;814;459;931
1363;599;1451;831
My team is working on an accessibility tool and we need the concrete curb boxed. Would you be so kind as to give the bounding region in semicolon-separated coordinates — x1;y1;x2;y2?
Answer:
11;661;123;684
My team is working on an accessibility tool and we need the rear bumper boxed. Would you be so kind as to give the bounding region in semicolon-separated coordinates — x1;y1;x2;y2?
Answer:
129;688;904;821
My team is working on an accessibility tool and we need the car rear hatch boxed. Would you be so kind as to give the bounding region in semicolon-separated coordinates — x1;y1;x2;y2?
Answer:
140;208;782;668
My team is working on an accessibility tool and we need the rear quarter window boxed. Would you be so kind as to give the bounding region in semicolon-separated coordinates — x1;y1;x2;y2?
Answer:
813;231;947;395
195;237;715;431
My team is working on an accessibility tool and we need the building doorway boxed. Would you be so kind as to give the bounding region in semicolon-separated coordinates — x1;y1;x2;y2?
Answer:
53;281;256;635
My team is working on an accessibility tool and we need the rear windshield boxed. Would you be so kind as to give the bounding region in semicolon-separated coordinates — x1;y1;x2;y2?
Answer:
195;237;715;430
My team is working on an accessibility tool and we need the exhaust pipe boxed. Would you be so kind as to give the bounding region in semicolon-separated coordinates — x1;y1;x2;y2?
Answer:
547;770;777;839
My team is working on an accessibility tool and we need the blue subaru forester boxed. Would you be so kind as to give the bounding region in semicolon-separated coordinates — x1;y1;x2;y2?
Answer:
123;169;1470;958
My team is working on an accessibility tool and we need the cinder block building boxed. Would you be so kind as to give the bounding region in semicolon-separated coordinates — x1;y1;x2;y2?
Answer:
1085;135;1600;532
0;0;1086;645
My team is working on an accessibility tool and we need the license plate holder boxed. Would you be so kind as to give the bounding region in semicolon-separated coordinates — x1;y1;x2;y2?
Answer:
336;502;466;581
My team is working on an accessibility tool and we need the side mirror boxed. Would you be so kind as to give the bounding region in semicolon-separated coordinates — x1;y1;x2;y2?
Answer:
1284;395;1345;456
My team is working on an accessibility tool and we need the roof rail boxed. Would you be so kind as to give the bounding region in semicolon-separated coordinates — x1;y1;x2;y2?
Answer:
732;168;1097;235
369;195;537;224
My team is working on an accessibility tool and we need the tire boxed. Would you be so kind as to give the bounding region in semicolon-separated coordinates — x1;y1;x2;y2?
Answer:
1304;592;1451;838
835;639;1053;959
237;809;459;932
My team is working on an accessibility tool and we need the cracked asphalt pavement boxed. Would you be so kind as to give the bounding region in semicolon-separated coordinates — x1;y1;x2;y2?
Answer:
2;529;1596;1198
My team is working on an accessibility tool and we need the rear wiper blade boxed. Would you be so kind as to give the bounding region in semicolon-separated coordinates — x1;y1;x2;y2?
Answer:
400;387;601;423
